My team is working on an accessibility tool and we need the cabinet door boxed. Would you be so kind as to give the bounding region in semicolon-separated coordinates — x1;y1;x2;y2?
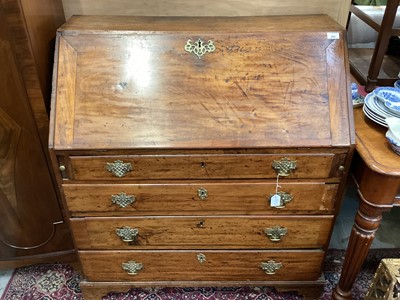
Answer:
0;4;74;268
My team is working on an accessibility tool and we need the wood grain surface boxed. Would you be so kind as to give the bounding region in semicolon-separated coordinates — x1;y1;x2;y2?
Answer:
50;15;352;150
63;181;339;215
0;5;74;261
79;249;324;282
353;107;400;176
69;154;338;180
49;15;354;297
71;215;333;249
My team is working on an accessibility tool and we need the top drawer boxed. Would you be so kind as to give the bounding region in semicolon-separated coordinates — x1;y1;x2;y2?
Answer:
66;153;342;180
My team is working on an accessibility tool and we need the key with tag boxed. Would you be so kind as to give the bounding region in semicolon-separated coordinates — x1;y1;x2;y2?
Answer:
270;174;282;208
270;193;282;207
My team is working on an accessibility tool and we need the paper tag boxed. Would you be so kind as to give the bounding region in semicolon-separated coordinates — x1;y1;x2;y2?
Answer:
327;32;340;40
270;194;282;207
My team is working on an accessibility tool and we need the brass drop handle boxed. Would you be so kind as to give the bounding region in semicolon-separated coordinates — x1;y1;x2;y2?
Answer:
122;260;143;275
111;192;136;208
260;260;283;275
106;160;133;177
264;225;288;242
268;191;293;208
197;187;208;200
272;158;297;177
116;226;139;243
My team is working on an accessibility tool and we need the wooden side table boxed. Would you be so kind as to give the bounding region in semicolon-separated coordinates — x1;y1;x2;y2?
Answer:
333;108;400;299
348;0;400;92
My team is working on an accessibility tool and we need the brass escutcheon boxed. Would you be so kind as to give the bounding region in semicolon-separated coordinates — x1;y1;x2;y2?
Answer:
196;220;206;228
198;187;208;200
184;38;215;59
260;260;283;275
111;192;136;208
106;160;133;177
197;253;206;263
122;260;143;275
268;191;293;208
272;158;297;177
264;225;288;242
116;226;139;243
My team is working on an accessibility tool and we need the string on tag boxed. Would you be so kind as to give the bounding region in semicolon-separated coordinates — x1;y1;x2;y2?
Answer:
275;174;281;194
270;173;282;208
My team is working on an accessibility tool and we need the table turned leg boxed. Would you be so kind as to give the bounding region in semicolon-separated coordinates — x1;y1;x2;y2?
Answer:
332;194;386;300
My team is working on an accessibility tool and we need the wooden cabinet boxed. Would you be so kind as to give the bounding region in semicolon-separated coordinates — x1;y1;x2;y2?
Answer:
50;15;355;299
0;0;75;268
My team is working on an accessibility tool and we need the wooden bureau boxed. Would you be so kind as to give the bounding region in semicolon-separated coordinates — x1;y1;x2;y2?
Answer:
49;15;355;299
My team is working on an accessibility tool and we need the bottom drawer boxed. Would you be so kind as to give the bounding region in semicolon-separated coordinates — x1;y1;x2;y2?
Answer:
79;250;324;282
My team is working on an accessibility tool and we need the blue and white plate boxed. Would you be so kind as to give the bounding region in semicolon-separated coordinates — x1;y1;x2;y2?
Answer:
373;87;400;115
386;130;400;155
362;104;388;127
364;93;397;119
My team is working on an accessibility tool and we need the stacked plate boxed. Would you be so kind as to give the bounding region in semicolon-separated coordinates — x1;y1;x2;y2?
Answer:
363;87;400;128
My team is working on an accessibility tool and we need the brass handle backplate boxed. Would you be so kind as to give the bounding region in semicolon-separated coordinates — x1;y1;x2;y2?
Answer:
122;260;143;275
260;260;283;275
184;38;215;59
272;158;297;177
106;160;133;177
265;225;288;242
111;192;136;208
116;226;139;243
268;191;293;208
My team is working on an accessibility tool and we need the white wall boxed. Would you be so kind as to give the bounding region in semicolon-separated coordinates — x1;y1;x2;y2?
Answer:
62;0;351;27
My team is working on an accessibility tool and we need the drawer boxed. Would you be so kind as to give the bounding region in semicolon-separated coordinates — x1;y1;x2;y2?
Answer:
79;250;324;282
67;154;340;180
71;215;333;249
63;181;338;215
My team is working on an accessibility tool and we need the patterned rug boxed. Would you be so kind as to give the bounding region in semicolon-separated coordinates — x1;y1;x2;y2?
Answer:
2;249;399;300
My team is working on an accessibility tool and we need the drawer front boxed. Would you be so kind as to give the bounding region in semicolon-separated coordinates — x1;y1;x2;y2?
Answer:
71;216;333;249
68;154;338;180
79;250;324;282
63;182;338;215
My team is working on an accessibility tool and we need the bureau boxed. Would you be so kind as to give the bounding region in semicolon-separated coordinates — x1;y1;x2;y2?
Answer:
49;15;355;299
